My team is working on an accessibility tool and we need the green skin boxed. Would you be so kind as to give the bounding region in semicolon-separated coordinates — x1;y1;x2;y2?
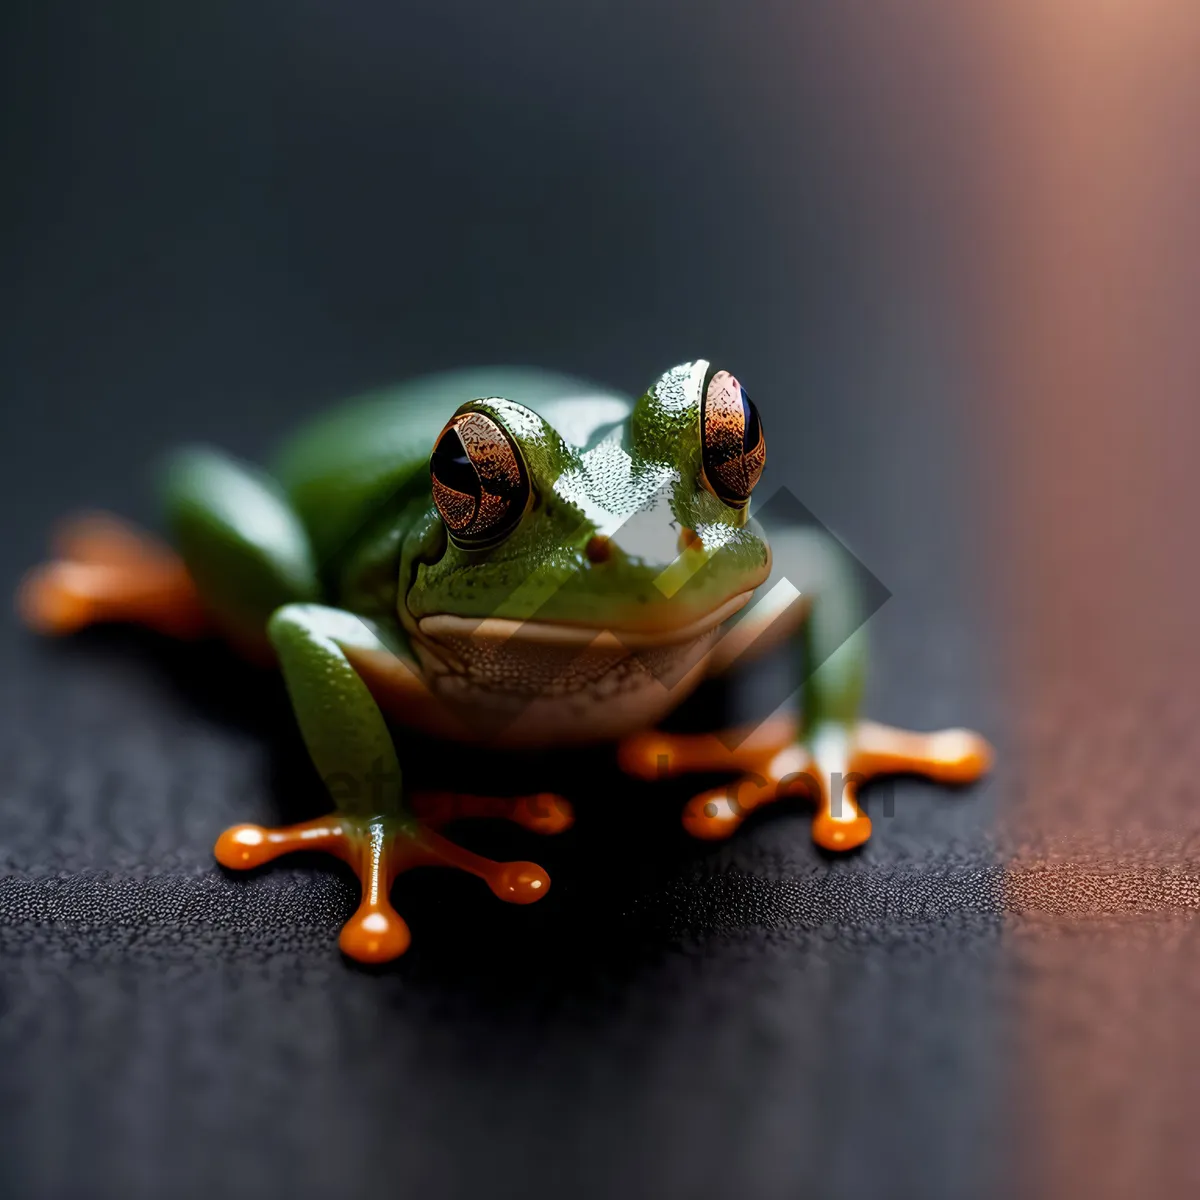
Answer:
164;360;865;829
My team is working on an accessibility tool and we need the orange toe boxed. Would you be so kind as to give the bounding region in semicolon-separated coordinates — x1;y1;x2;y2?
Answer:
338;903;412;963
681;789;750;841
18;564;98;635
487;861;551;904
510;793;574;835
811;809;873;852
214;823;274;869
617;732;675;780
925;728;995;782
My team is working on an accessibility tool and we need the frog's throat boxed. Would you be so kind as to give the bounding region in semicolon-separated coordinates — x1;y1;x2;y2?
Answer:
415;588;754;650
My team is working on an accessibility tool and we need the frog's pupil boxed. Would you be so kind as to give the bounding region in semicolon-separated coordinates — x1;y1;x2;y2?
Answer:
432;428;479;497
740;388;761;454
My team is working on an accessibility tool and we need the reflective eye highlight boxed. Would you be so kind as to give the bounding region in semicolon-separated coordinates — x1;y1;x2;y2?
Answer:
700;369;766;507
429;411;529;546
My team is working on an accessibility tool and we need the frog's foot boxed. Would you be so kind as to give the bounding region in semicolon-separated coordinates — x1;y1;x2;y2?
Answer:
18;512;206;638
214;810;553;964
410;790;575;836
619;717;992;852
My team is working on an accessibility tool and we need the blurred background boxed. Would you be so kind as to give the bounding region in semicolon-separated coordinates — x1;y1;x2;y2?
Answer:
2;3;1199;1198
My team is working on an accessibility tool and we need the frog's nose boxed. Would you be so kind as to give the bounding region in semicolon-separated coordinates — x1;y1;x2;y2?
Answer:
584;535;613;564
594;512;686;572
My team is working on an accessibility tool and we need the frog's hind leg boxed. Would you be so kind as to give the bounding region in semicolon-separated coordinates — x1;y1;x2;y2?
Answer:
18;512;208;638
20;448;324;658
163;447;322;657
215;604;560;963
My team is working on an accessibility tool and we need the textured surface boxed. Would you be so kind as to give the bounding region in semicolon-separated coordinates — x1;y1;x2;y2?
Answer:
1;7;1003;1199
0;596;1003;1200
8;4;1200;1199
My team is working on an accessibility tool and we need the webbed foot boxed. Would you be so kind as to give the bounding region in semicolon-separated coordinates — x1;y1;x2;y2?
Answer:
18;512;206;638
619;716;991;852
214;790;569;963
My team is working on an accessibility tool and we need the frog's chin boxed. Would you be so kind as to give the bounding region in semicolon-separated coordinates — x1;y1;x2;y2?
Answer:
414;588;754;651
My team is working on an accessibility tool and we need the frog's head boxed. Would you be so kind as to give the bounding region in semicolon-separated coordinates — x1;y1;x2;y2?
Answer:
402;361;770;659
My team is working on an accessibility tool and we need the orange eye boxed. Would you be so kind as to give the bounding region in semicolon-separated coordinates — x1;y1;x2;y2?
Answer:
700;369;766;507
430;411;530;547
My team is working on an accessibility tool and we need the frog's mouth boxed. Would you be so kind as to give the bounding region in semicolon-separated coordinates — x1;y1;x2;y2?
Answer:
414;588;754;651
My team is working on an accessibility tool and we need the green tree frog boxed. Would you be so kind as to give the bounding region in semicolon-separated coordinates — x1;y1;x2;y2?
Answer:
20;361;991;962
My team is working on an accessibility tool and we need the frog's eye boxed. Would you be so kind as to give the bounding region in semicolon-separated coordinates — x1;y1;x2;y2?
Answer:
430;410;530;547
699;369;766;508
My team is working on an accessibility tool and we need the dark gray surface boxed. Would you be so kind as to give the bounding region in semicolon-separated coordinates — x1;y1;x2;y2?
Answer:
0;6;1004;1198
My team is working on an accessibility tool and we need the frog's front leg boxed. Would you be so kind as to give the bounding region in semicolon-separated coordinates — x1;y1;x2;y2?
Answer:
215;604;563;962
620;529;992;851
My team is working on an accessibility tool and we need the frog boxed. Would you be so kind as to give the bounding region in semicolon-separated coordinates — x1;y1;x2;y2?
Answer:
19;361;992;962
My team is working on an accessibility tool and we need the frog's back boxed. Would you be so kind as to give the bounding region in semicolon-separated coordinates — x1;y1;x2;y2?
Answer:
272;367;632;568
